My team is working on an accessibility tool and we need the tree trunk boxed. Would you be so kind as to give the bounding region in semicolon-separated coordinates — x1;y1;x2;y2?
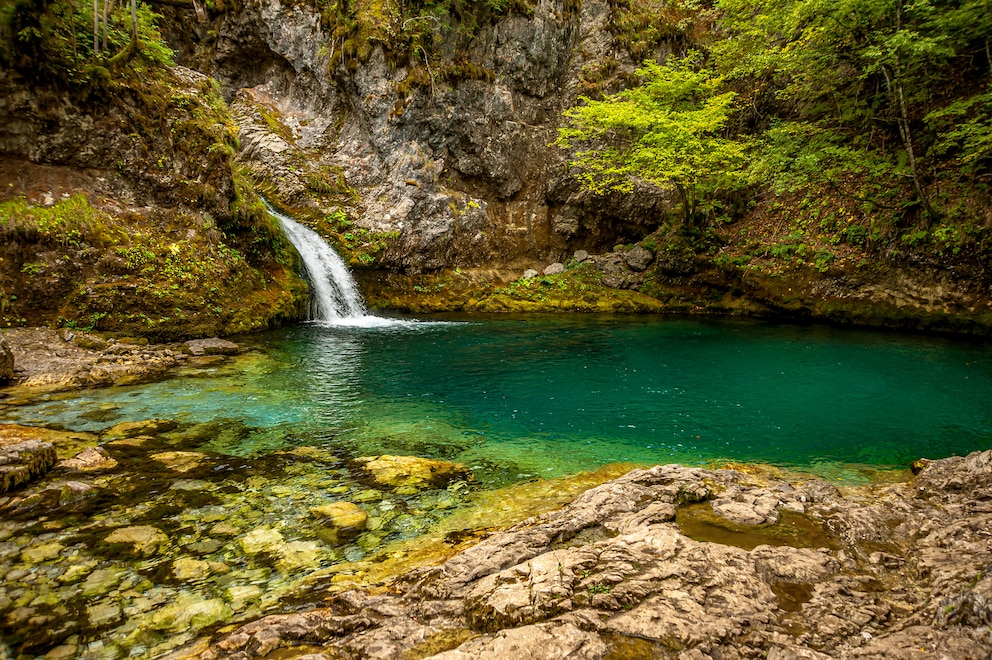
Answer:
93;0;99;55
101;0;110;51
882;0;936;224
131;0;138;41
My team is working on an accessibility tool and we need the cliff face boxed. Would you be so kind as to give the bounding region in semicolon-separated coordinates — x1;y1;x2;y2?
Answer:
158;0;992;333
166;0;666;273
0;61;306;339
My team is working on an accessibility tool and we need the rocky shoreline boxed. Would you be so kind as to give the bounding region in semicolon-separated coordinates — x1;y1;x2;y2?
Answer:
0;328;243;393
179;452;992;660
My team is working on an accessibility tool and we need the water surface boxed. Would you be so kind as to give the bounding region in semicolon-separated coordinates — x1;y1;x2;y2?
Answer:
7;314;991;481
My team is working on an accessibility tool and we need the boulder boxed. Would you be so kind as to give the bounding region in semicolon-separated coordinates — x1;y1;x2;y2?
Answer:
353;455;470;493
0;435;56;493
311;501;368;535
625;245;654;271
0;334;13;383
521;269;539;280
184;338;241;356
543;262;565;276
58;446;118;471
573;250;590;263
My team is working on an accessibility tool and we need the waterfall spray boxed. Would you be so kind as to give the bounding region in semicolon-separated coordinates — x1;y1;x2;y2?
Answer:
267;204;368;323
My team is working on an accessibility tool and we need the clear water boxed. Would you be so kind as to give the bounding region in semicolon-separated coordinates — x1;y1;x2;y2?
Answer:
6;315;992;482
3;314;992;657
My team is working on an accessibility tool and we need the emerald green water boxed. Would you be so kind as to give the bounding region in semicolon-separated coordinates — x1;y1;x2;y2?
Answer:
7;315;992;480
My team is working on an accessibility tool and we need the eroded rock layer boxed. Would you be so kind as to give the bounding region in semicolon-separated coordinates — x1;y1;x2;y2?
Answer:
193;453;992;659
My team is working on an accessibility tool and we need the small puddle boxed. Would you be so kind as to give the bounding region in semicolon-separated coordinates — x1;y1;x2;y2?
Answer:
675;503;836;551
770;580;815;612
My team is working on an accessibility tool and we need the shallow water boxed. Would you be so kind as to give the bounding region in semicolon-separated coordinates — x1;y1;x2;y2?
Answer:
1;314;991;657
6;314;991;481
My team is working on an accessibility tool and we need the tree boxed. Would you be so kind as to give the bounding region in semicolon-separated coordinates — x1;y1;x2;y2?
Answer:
711;0;992;224
555;56;746;227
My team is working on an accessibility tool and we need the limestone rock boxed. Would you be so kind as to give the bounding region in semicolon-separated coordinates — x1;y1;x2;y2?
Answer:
625;245;654;271
0;334;13;383
311;501;368;541
543;263;565;276
353;455;470;492
573;250;590;263
431;622;607;659
191;454;992;660
521;269;539;280
58;446;118;471
0;424;98;460
151;451;208;473
0;435;56;493
104;525;169;557
184;338;241;356
913;448;992;501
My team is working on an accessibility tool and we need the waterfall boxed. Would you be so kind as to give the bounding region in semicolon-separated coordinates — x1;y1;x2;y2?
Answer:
267;204;369;323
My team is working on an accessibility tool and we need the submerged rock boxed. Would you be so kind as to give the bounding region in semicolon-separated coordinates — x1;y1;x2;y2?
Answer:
240;527;285;555
311;501;368;543
103;419;179;440
104;525;170;557
151;451;209;473
353;455;470;493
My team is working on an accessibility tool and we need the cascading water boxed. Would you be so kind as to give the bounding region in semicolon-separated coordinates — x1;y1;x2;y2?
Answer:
267;204;368;323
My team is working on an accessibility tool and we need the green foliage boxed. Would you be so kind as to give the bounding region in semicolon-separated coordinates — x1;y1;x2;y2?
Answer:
0;195;110;247
556;56;747;226
1;0;173;90
926;85;992;177
712;0;992;222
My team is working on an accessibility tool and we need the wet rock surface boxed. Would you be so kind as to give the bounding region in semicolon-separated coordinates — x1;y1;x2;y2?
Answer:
353;455;471;494
0;336;12;384
193;453;992;659
0;431;56;493
0;328;241;392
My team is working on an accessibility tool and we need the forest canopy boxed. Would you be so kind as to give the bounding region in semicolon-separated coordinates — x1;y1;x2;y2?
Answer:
558;0;992;235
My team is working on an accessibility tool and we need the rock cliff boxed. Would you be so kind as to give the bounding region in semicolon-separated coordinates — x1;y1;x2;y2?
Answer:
148;0;992;332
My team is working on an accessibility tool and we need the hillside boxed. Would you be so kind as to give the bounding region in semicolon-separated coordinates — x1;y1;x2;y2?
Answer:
1;0;990;334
